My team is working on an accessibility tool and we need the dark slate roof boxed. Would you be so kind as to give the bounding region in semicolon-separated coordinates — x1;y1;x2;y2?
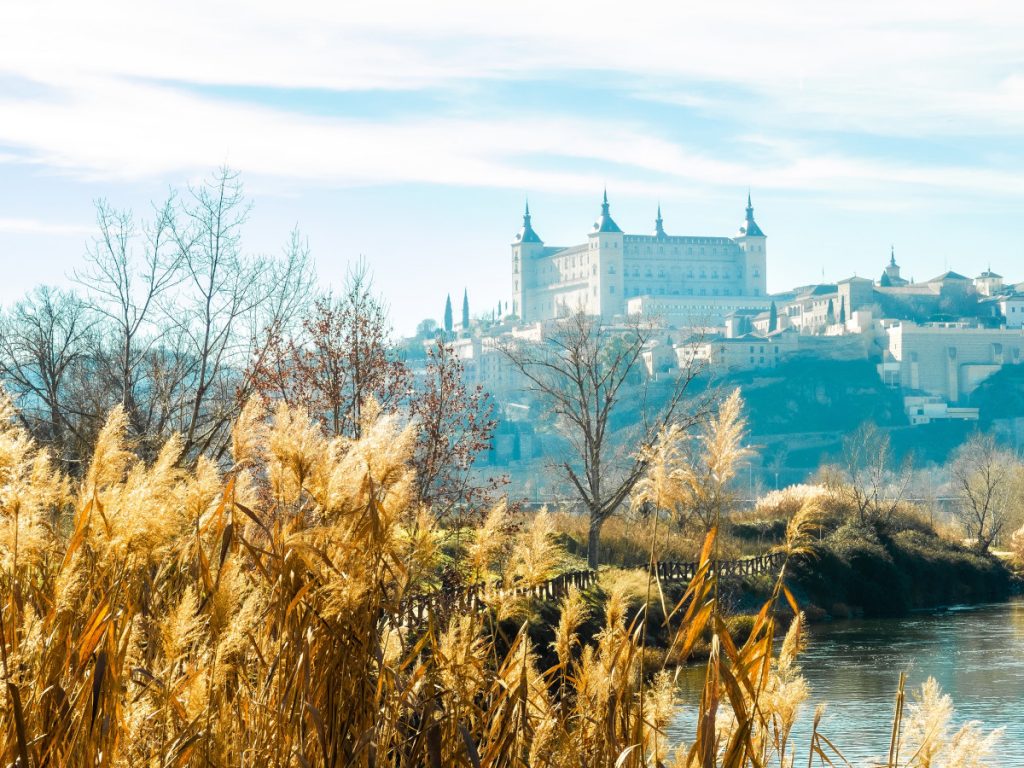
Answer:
740;193;765;237
927;271;971;283
593;190;623;234
514;201;543;244
977;270;1003;279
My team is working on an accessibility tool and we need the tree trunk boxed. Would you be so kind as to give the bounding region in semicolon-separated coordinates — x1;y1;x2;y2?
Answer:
587;514;603;570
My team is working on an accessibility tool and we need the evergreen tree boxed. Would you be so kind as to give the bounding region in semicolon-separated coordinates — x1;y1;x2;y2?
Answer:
768;301;778;332
826;298;835;324
444;294;453;334
839;296;847;324
462;289;470;330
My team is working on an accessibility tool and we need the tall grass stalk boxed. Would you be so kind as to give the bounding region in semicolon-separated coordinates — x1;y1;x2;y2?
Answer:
0;394;1002;766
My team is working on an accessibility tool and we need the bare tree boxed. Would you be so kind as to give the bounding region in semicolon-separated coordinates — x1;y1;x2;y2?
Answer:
167;167;314;461
827;422;912;526
0;286;96;465
74;196;181;445
2;167;314;470
249;260;408;439
950;432;1022;553
409;339;500;519
501;310;705;568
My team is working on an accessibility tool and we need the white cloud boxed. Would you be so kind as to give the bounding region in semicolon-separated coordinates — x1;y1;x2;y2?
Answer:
0;0;1022;199
0;218;92;235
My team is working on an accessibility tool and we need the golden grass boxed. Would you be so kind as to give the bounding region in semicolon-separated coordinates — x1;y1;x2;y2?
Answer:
0;393;1001;767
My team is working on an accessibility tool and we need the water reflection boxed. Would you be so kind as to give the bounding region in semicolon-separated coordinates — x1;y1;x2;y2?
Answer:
668;598;1024;765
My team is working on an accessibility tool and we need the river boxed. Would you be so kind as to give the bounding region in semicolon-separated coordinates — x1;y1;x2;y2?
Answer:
668;597;1024;765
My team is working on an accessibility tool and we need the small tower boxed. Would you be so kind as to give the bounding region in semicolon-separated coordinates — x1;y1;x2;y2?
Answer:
880;246;908;287
975;266;1004;297
512;200;544;322
587;189;624;320
735;192;767;297
654;203;667;239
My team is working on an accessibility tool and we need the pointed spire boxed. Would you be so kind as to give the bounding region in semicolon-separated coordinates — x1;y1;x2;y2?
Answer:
740;190;764;237
594;188;622;233
654;202;666;238
515;197;542;244
890;245;896;266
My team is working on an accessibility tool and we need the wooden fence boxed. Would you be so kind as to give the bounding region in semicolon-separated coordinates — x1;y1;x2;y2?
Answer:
402;549;787;625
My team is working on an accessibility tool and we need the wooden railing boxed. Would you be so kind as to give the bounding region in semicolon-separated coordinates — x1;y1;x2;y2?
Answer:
402;549;787;625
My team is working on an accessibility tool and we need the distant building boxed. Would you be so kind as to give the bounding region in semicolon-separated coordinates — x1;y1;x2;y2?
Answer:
511;192;767;324
879;247;908;287
878;321;1024;403
687;329;798;372
902;394;979;426
974;269;1004;297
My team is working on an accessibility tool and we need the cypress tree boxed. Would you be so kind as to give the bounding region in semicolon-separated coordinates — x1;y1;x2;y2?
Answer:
769;301;778;332
444;294;453;333
839;296;847;324
462;289;470;330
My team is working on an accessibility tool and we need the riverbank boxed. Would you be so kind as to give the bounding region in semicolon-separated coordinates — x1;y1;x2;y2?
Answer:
789;519;1013;618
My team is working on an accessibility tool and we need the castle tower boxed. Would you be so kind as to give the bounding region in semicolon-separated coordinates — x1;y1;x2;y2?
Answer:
511;200;544;321
975;266;1003;297
880;246;908;287
654;203;667;239
587;189;624;320
735;192;767;297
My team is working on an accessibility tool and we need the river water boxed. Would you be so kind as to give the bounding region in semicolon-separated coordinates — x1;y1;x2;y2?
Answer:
668;597;1024;765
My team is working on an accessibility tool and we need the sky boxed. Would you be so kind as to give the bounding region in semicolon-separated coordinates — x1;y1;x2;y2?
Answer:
1;1;1023;335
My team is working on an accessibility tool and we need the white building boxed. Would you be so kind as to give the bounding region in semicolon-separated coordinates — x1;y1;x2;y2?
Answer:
511;193;767;324
878;321;1024;402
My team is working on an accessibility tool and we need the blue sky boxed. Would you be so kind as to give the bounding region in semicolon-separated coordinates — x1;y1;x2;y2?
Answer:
1;1;1023;334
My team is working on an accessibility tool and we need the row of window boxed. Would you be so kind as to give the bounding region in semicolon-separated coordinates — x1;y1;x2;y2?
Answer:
612;265;744;279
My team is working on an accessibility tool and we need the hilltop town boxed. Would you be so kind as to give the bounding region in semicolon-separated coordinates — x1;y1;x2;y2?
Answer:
415;193;1024;495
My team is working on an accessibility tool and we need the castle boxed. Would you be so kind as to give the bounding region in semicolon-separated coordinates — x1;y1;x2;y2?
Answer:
511;192;767;324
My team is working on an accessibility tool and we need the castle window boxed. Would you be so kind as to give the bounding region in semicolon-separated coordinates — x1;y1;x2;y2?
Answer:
687;289;693;295
609;264;616;274
723;289;730;296
753;269;760;277
658;269;665;277
633;268;640;277
712;271;718;279
592;265;597;275
687;270;694;279
610;285;616;294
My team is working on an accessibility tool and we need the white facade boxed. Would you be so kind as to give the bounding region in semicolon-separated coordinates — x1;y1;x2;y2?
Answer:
511;193;767;324
880;321;1024;402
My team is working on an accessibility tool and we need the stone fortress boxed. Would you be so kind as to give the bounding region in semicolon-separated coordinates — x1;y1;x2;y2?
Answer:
434;191;1024;434
511;192;767;324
